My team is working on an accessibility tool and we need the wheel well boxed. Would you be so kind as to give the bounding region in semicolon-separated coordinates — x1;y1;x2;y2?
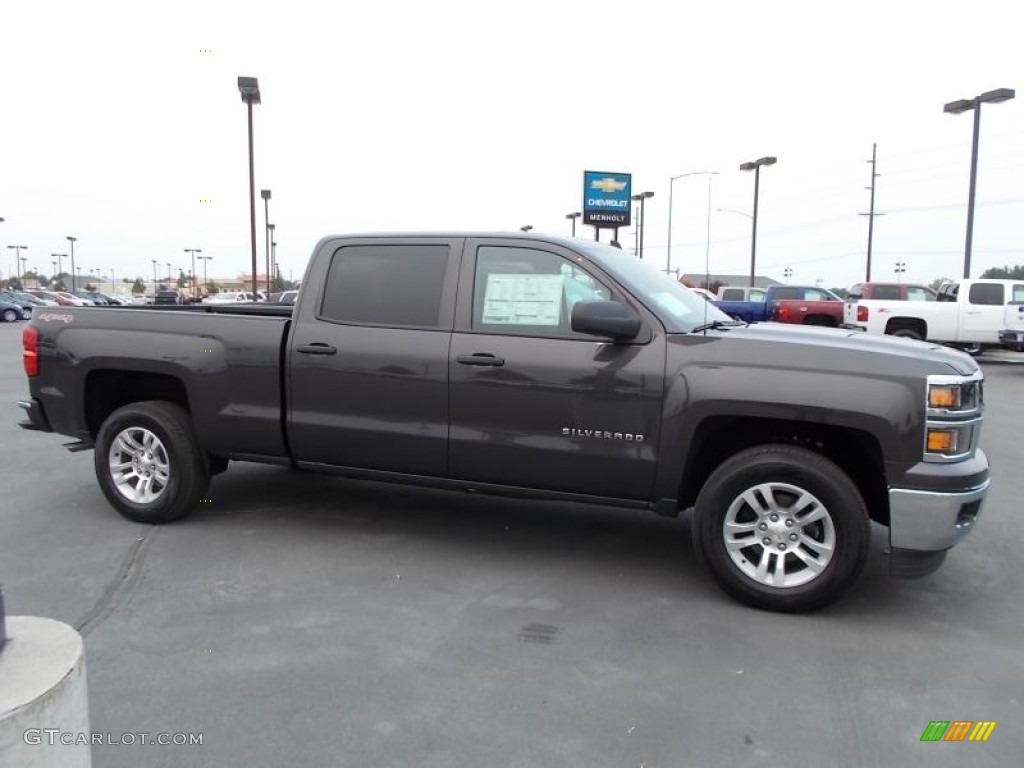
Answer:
678;416;889;526
84;370;190;438
885;317;927;338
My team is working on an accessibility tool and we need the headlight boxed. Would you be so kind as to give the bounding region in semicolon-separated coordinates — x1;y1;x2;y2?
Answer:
928;385;960;409
924;372;983;462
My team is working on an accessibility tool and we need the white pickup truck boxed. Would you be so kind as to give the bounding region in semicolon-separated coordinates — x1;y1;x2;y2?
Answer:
844;278;1024;350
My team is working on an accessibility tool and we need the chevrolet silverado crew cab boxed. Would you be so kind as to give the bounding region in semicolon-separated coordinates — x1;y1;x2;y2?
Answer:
18;233;991;612
844;278;1024;353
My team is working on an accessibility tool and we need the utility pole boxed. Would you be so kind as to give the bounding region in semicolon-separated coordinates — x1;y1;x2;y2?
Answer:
858;143;884;282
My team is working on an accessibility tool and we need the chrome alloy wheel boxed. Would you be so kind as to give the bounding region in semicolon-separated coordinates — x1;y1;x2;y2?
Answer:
722;482;836;588
108;427;170;504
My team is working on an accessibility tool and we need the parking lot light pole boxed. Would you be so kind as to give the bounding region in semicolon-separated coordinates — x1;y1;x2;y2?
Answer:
667;171;717;275
271;241;277;291
630;191;654;260
66;236;77;291
944;88;1015;279
185;249;202;296
166;262;172;285
739;156;777;287
565;212;581;237
238;77;262;299
261;190;272;296
7;245;28;285
198;255;212;293
151;260;158;291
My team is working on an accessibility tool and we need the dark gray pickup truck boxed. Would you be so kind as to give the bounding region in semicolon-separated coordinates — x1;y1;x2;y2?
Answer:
18;233;990;612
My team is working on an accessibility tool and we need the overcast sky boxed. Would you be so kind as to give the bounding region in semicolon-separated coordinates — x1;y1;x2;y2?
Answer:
2;0;1021;289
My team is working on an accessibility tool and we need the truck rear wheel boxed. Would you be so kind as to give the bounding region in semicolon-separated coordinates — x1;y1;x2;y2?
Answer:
692;445;870;612
94;401;210;523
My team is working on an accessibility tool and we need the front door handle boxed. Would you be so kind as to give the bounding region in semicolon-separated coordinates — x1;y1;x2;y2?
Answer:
297;343;338;355
456;353;505;367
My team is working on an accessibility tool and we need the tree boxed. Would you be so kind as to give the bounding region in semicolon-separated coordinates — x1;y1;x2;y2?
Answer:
980;265;1024;279
829;287;849;299
929;277;951;290
37;275;51;288
8;277;22;291
131;278;146;294
84;283;97;292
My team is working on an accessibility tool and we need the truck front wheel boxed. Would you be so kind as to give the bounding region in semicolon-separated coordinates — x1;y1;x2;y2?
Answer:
692;445;870;612
94;401;210;523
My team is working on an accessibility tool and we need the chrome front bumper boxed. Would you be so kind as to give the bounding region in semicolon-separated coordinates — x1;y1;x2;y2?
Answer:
889;479;989;552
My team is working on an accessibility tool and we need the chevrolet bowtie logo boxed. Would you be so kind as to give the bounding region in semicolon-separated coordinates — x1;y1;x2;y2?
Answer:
590;177;627;194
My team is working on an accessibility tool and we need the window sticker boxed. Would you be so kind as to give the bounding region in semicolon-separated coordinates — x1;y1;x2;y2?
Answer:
481;274;564;326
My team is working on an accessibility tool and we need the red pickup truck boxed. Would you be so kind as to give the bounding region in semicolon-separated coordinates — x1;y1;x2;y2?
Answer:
769;286;845;327
847;282;937;302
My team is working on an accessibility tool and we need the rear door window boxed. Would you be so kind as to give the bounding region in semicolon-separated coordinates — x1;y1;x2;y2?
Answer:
320;244;450;328
968;283;1004;306
771;287;799;301
872;285;901;301
721;288;744;301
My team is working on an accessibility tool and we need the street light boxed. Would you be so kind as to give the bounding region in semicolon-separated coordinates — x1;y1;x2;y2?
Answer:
894;260;906;284
520;225;533;232
66;236;77;291
151;259;158;291
944;87;1015;279
238;76;262;299
6;245;28;285
21;257;28;285
267;224;276;289
737;156;774;288
261;190;272;296
630;191;654;260
565;212;581;237
166;262;172;285
185;248;202;296
198;255;213;293
667;171;718;275
271;241;277;293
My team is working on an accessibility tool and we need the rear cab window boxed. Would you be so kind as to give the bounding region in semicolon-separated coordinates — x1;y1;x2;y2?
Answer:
319;244;451;328
968;283;1004;306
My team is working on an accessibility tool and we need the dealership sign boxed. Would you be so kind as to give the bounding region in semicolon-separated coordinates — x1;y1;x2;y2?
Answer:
583;171;631;228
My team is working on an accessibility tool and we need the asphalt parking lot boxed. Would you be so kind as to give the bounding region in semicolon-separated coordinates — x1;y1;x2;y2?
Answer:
1;319;1022;767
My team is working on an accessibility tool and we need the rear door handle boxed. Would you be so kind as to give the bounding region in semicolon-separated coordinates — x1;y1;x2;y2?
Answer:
456;353;505;367
297;343;338;355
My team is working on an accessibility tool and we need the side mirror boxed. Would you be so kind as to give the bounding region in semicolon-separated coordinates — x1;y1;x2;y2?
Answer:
571;300;641;341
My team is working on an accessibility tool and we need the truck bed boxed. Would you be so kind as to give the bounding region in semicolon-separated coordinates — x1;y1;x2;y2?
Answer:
26;306;291;460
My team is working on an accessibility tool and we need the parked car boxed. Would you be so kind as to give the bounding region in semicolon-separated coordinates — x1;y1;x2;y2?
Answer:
277;290;298;306
154;290;186;305
6;290;56;307
713;284;843;325
53;292;92;307
844;278;1024;352
847;282;937;302
26;290;80;307
0;297;27;322
768;286;846;327
19;232;990;613
202;291;267;304
0;291;38;318
71;291;107;306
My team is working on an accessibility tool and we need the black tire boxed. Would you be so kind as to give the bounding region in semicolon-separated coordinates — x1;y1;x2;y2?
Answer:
692;445;870;613
2;308;17;323
890;328;923;341
94;401;210;523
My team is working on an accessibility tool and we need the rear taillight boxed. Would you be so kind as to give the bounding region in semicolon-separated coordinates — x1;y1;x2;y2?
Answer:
857;306;869;322
23;326;39;377
778;305;790;321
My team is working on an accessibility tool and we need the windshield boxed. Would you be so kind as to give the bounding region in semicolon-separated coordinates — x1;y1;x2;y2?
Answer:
579;243;732;331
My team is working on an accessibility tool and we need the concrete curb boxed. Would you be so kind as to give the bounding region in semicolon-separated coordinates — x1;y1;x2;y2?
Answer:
0;616;91;767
